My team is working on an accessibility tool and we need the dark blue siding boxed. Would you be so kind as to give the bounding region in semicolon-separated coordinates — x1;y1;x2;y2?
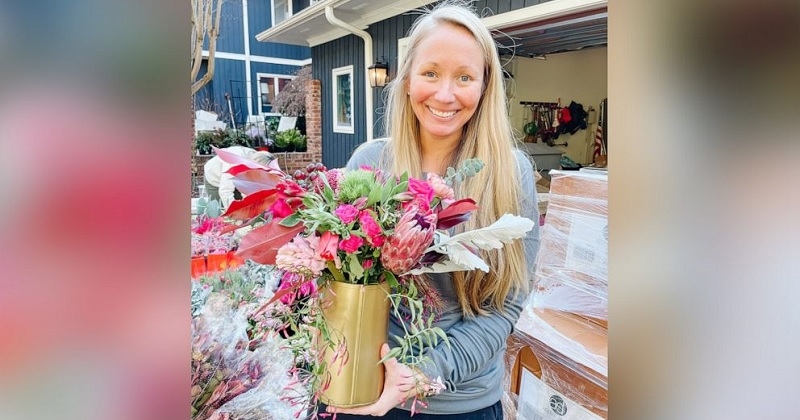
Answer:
252;42;310;60
217;0;245;54
248;0;311;59
203;58;247;126
313;35;365;170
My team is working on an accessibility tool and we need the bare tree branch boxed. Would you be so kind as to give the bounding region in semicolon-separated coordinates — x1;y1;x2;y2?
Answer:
191;0;226;97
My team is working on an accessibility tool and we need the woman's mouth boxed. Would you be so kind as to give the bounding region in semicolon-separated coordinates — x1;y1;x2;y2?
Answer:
428;107;457;118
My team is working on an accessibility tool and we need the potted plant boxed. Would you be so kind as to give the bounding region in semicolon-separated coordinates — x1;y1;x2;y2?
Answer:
271;129;293;153
194;131;216;155
292;132;307;152
274;128;306;153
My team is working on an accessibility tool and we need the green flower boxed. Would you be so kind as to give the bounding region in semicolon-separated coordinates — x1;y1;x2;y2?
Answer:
338;169;378;203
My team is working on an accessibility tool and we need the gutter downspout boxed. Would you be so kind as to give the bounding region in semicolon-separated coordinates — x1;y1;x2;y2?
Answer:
324;6;374;141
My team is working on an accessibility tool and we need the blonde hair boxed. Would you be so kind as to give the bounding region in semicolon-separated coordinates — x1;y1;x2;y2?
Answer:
382;1;528;316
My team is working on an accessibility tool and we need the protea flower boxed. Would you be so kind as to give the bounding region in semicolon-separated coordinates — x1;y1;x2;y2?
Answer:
380;206;437;274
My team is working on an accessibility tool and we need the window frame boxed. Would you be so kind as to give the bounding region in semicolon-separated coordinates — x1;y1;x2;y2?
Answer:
256;72;294;115
331;65;354;134
270;0;293;27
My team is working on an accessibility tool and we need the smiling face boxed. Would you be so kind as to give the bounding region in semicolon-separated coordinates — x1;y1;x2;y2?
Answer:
407;22;485;147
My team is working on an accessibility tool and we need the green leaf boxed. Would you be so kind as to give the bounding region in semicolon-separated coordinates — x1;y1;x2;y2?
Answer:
366;183;383;207
323;182;335;203
391;180;408;196
347;254;364;279
279;212;302;227
384;272;399;289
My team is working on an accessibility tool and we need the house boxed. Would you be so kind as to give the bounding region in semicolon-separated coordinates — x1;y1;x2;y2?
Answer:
255;0;608;169
194;0;312;129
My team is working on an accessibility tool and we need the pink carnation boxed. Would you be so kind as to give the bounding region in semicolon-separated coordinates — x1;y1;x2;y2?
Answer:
334;204;360;224
359;210;385;247
339;235;364;253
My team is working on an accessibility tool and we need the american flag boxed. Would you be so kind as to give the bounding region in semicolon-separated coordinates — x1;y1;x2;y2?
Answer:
593;98;607;160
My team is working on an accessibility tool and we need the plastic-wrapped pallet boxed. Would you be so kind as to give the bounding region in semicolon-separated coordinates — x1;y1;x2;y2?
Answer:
504;308;608;419
533;169;608;324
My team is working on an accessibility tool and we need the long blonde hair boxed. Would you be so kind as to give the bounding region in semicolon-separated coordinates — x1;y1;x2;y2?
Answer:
381;1;528;317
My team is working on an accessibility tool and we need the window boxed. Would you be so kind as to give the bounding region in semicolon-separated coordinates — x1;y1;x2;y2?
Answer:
272;0;291;26
332;66;354;134
398;37;410;69
257;73;293;114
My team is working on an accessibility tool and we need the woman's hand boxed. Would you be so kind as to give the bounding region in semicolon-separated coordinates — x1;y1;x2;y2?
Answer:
326;343;422;416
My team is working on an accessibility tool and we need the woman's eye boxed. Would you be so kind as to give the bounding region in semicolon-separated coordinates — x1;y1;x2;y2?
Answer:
460;75;472;82
424;71;436;77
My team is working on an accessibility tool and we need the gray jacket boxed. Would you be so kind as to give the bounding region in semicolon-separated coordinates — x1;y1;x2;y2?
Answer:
345;139;540;414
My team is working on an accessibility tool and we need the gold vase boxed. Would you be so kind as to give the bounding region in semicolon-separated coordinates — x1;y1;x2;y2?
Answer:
318;280;390;408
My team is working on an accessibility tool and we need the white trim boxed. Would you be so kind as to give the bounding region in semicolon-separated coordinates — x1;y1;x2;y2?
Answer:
243;0;253;117
255;0;437;46
256;72;296;116
332;65;354;134
202;50;311;67
481;0;608;29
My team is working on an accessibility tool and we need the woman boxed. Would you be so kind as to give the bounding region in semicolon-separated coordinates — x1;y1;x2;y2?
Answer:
331;2;540;418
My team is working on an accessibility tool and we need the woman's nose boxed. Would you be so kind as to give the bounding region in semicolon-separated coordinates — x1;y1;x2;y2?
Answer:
433;80;455;102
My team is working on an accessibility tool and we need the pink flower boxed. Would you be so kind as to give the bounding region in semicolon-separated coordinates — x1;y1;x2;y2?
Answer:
275;235;326;277
359;210;385;247
380;205;437;274
316;231;339;261
278;272;301;305
339;235;364;253
363;259;373;270
426;173;454;201
312;168;344;194
269;197;293;218
298;279;317;297
334;204;359;224
408;177;434;205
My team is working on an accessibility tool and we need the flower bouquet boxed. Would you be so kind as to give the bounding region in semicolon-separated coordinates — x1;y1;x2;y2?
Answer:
191;263;300;420
214;148;535;417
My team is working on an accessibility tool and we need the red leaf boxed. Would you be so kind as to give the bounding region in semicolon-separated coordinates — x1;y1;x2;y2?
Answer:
222;189;278;220
436;198;479;230
231;169;283;195
236;221;304;265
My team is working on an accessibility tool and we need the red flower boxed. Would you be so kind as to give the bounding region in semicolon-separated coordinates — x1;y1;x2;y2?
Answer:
316;231;339;261
269;197;293;218
339;235;364;253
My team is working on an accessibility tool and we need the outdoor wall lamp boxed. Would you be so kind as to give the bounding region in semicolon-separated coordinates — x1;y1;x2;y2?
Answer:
368;60;389;88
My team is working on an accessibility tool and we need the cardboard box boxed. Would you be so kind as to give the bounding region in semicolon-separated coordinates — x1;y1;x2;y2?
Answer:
534;170;608;321
506;309;608;419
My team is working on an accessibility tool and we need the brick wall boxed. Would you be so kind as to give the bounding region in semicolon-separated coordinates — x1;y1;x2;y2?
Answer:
274;79;322;173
